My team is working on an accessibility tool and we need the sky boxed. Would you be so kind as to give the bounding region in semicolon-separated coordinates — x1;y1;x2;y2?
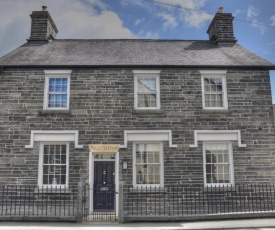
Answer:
0;0;275;101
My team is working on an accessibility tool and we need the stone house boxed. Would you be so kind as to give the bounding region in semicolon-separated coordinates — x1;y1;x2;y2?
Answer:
0;6;275;219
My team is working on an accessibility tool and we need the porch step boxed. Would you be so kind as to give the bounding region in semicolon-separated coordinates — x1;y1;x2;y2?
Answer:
85;212;118;222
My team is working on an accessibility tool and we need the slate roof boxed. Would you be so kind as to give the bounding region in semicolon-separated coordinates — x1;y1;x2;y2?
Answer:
0;39;274;69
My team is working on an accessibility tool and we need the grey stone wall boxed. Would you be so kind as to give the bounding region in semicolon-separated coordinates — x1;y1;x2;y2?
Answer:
0;69;274;186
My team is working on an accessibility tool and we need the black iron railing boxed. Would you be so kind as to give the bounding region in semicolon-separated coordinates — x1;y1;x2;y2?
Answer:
83;184;117;222
0;185;78;217
124;184;275;217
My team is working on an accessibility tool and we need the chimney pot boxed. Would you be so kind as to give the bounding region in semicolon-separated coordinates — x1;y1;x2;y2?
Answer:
42;6;47;11
218;7;224;13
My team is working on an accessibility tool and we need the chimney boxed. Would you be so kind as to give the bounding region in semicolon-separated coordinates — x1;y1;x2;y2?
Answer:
28;6;58;43
207;7;237;46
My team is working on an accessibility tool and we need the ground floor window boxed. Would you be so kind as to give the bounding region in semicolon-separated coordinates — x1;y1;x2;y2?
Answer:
203;142;234;186
38;143;69;188
133;143;163;187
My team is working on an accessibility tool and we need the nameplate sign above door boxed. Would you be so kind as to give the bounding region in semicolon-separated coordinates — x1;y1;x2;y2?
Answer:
89;144;119;153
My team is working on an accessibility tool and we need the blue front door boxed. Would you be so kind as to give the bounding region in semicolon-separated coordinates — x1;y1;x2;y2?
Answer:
93;161;115;211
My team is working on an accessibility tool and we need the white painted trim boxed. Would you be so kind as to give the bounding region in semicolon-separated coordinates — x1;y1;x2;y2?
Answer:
203;141;235;187
199;70;227;75
44;70;72;74
190;130;246;148
119;130;177;148
133;70;161;74
43;70;71;110
89;151;119;214
38;142;69;188
200;70;228;110
134;71;160;110
133;142;164;188
25;130;83;148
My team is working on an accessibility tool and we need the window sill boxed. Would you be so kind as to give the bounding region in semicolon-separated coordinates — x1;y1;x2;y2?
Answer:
39;110;71;115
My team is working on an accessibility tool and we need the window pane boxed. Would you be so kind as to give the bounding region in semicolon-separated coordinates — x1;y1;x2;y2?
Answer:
43;175;48;185
138;78;156;93
205;143;231;184
135;143;161;185
204;77;224;108
49;78;56;92
154;152;160;163
136;151;141;163
138;94;145;107
61;79;67;92
224;154;229;163
61;95;67;107
47;78;68;108
42;144;67;185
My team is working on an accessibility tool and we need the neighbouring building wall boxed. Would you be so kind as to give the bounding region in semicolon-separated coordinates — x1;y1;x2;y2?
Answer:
0;68;274;186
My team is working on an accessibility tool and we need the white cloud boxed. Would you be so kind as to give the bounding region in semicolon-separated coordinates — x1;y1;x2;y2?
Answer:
57;10;134;39
134;18;144;26
138;30;159;39
246;5;267;34
121;0;211;28
0;0;134;57
270;15;275;27
158;13;178;30
156;0;206;10
233;9;241;17
181;10;212;28
154;0;211;28
247;6;259;19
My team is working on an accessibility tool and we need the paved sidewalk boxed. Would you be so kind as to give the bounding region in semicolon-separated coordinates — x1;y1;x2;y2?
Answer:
0;218;275;230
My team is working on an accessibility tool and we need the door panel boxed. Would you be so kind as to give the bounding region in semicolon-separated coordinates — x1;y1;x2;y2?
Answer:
94;161;115;211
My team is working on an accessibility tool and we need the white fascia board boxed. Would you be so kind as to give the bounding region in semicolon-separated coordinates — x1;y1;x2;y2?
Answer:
25;130;83;148
44;70;72;74
190;130;246;148
199;70;227;75
133;70;161;75
119;130;177;148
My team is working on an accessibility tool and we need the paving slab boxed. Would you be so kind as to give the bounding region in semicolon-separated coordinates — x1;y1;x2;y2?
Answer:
0;218;274;230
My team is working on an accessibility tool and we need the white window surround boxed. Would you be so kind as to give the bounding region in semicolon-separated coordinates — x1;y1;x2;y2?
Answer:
203;141;235;187
190;130;246;148
133;70;160;110
133;142;164;188
38;142;69;188
43;70;72;110
119;130;177;148
200;70;228;110
25;130;83;148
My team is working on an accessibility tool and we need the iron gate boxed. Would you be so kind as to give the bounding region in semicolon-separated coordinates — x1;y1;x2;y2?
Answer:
83;183;117;222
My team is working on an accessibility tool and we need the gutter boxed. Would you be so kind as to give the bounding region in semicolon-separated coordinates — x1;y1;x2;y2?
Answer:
1;65;275;71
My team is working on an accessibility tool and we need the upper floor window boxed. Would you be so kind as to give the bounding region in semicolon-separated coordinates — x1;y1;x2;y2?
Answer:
133;70;160;110
38;143;69;188
200;70;228;110
203;142;234;186
43;70;71;110
133;142;164;187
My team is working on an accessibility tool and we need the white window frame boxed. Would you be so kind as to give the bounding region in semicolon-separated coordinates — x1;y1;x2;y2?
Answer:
133;142;164;188
43;70;71;110
133;70;160;110
38;142;69;188
203;141;234;187
200;70;228;110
